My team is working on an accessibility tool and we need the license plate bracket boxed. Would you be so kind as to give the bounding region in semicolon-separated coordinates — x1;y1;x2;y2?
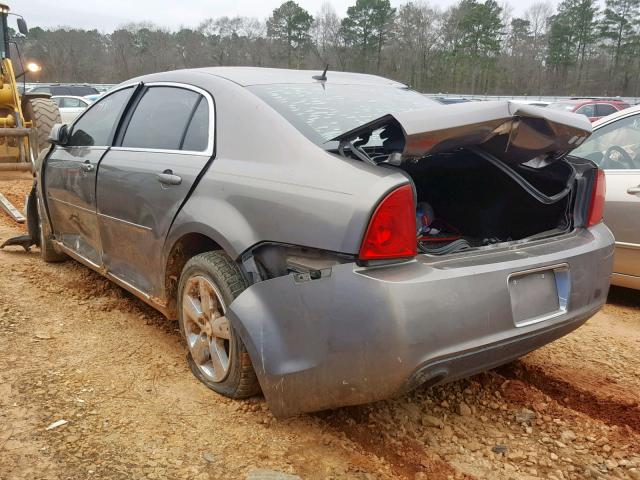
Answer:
508;264;570;327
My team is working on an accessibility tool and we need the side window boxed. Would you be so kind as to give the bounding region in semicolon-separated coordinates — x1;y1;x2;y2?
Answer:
596;104;617;117
63;98;84;108
31;87;51;95
181;97;210;151
576;104;596;117
121;87;200;150
52;97;63;107
68;87;133;147
570;114;640;169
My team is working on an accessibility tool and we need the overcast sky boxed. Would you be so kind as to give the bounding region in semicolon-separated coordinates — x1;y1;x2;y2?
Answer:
19;0;561;32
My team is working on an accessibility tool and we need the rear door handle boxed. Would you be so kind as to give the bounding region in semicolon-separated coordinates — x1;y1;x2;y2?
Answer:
627;186;640;195
80;162;94;173
157;170;182;186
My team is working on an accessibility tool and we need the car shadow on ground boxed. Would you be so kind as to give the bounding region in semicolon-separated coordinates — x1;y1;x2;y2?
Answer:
607;285;640;309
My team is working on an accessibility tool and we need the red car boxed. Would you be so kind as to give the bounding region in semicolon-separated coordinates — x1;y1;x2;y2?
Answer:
548;98;630;122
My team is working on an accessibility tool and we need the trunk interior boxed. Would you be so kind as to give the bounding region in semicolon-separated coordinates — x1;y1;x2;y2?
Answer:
402;149;575;255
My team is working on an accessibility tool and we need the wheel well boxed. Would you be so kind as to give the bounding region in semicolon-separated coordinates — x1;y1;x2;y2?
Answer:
164;233;221;319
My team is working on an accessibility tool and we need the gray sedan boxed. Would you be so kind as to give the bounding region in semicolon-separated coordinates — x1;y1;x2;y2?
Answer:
4;67;613;416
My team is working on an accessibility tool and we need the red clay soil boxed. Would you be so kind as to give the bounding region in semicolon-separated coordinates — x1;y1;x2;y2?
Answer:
319;406;472;480
498;361;640;434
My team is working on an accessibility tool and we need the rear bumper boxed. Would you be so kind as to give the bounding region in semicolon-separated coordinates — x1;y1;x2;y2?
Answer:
228;223;614;417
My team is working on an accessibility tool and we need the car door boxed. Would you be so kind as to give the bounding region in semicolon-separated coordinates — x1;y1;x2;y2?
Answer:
571;112;640;282
44;86;135;266
96;83;214;295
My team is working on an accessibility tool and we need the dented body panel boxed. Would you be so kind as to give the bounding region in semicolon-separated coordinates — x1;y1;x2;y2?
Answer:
334;100;593;165
228;223;613;417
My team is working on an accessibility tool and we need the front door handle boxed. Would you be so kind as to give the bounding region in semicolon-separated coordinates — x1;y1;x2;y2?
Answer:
627;186;640;195
80;162;94;173
157;170;182;186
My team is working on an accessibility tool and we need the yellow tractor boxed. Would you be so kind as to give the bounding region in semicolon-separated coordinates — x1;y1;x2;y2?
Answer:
0;3;60;175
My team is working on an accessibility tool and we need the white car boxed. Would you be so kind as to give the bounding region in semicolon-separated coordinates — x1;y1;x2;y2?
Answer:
51;95;92;124
570;104;640;289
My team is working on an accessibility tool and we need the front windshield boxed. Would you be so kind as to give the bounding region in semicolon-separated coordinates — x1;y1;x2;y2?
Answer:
570;113;640;169
249;83;438;148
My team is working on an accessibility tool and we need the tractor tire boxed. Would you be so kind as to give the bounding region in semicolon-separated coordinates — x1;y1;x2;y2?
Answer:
23;98;61;159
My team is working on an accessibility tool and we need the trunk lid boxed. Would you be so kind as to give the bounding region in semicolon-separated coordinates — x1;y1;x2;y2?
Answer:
333;100;592;166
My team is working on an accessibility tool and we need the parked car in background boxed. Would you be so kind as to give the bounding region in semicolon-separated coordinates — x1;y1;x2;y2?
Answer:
548;98;630;122
51;95;92;124
6;67;613;417
570;105;640;290
29;84;99;97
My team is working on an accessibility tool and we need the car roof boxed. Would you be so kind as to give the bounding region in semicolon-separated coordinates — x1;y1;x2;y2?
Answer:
132;66;407;88
592;104;640;127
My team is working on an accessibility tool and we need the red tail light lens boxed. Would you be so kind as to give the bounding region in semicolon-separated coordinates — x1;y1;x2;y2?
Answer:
359;184;417;261
587;169;606;227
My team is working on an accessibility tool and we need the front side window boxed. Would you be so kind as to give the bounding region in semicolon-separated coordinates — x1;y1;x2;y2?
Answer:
68;87;133;147
576;104;596;117
571;114;640;169
62;97;84;108
121;87;201;150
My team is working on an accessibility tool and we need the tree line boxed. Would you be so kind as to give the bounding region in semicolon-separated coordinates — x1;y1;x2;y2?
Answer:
17;0;640;96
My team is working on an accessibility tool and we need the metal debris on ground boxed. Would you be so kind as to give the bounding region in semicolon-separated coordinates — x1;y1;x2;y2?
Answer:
0;193;25;223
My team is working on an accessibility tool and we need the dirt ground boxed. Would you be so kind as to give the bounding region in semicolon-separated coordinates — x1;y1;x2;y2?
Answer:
1;176;639;480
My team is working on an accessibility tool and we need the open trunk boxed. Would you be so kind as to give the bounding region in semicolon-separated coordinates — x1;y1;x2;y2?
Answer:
403;149;576;255
333;101;594;256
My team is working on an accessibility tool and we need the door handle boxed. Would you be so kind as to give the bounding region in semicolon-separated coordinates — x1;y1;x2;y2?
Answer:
627;186;640;195
80;162;94;173
157;170;182;186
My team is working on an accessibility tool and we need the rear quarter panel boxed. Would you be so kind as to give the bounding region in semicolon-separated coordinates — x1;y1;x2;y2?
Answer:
164;74;409;260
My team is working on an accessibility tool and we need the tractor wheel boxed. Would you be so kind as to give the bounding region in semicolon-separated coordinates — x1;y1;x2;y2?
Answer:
23;98;61;159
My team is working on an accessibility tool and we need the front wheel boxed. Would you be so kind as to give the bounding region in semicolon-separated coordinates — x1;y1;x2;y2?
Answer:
178;251;260;399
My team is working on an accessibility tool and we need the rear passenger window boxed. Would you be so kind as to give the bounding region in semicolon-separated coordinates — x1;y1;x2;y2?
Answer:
181;98;209;152
596;104;617;117
122;87;200;150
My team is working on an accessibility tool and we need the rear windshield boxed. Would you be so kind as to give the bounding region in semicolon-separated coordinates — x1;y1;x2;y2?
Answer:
249;83;438;147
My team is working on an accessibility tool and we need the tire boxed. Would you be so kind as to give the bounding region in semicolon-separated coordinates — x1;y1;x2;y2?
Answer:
34;191;66;263
23;98;61;159
178;251;260;399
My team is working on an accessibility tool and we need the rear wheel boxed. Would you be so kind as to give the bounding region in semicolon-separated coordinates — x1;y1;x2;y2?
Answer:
178;251;260;399
23;98;61;159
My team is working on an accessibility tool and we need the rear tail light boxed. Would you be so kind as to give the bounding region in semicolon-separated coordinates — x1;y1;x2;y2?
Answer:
587;169;606;227
359;184;417;261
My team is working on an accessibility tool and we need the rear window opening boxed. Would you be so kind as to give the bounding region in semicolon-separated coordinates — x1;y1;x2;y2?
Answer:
403;149;575;256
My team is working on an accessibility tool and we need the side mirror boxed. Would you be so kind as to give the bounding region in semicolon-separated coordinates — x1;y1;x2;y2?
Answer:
16;18;28;36
48;123;68;145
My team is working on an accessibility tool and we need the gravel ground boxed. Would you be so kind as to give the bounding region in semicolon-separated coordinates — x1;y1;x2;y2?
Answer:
1;177;639;480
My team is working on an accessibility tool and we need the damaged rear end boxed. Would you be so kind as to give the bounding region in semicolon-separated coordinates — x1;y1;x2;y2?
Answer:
227;100;614;417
